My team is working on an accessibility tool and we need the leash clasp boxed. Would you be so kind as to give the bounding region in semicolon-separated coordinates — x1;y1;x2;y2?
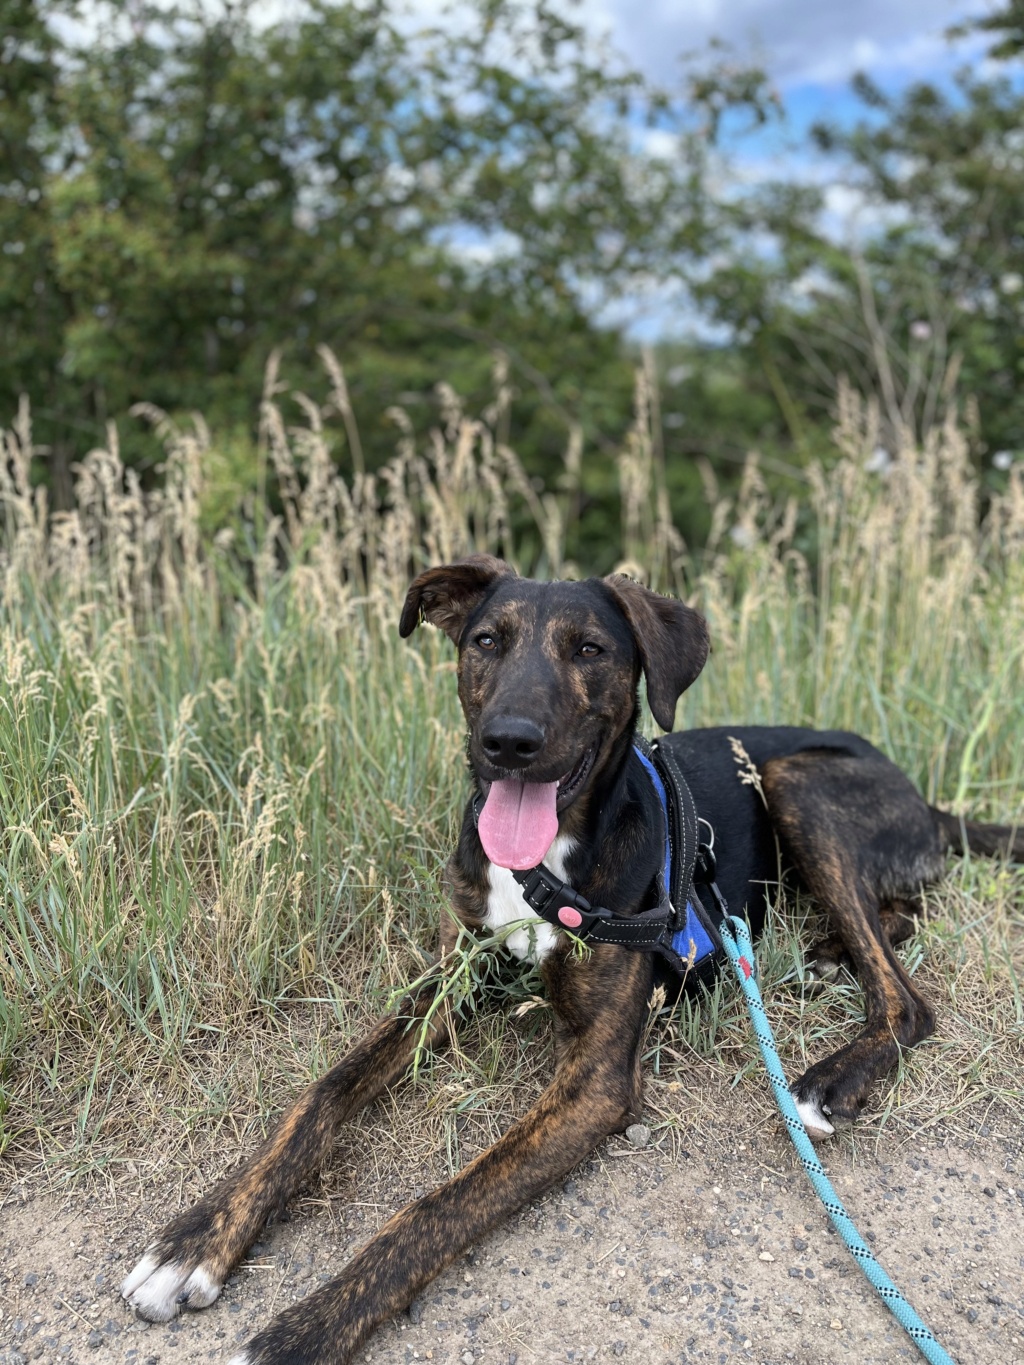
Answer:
693;839;731;925
694;840;717;884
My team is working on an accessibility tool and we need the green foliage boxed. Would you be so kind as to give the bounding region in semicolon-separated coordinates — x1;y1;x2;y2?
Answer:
0;371;1021;1171
949;0;1024;60
1;0;741;498
808;68;1024;467
6;0;1024;538
684;30;1024;487
0;3;67;415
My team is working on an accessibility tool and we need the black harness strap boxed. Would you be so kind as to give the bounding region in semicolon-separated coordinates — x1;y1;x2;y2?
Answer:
510;861;671;949
473;744;730;966
648;737;699;927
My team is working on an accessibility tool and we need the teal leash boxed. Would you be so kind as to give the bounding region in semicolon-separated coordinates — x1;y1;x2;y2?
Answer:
718;913;957;1365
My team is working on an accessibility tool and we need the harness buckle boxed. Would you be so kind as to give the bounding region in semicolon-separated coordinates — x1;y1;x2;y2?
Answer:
513;864;568;914
511;865;612;934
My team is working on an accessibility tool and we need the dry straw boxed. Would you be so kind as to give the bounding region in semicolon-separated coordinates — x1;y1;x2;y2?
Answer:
0;353;1020;1183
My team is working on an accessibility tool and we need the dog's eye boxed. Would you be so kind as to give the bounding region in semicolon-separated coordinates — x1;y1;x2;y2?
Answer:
475;633;498;651
577;642;602;658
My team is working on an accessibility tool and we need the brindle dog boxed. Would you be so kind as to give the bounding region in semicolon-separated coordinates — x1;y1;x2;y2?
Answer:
122;555;1022;1365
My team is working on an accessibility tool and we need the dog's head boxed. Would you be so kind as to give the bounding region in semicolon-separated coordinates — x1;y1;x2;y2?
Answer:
400;555;708;867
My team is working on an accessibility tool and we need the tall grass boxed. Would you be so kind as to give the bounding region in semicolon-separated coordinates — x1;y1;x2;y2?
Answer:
0;358;1021;1180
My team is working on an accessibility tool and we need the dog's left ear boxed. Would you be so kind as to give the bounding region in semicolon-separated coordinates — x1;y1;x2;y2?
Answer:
400;554;516;644
602;575;709;731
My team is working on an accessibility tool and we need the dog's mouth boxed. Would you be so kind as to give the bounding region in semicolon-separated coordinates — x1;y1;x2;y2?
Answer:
555;748;595;808
477;748;594;871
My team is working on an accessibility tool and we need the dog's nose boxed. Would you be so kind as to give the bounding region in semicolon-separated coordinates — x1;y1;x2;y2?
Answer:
481;716;545;769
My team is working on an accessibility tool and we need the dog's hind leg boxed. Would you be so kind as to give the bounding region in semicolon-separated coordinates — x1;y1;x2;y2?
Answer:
761;750;943;1137
123;938;462;1325
807;895;925;981
227;946;655;1365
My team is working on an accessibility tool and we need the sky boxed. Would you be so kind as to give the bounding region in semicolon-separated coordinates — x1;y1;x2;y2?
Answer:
76;0;1000;155
239;0;996;102
563;0;1001;165
586;0;992;92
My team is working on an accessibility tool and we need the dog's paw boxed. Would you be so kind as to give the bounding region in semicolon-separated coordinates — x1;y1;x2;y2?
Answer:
805;936;851;984
790;1090;835;1141
792;1047;878;1134
121;1250;223;1322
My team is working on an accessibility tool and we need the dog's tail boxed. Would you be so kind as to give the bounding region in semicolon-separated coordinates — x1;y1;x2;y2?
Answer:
931;807;1024;862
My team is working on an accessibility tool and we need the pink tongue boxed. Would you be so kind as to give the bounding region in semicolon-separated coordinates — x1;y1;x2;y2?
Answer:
478;779;560;870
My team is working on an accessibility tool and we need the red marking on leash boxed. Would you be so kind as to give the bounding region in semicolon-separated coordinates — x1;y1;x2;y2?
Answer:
738;956;752;979
558;906;583;929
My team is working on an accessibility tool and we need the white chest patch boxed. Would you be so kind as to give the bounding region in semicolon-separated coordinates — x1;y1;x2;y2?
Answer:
485;835;577;964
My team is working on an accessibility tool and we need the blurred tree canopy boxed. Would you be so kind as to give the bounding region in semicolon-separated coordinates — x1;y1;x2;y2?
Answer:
1;0;1022;546
677;0;1024;494
1;0;755;522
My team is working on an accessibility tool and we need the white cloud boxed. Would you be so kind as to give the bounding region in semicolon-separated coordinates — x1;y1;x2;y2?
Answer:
65;0;997;94
578;0;992;91
640;128;682;160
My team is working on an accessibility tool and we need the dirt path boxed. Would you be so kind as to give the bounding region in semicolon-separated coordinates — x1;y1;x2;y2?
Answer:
2;1095;1022;1365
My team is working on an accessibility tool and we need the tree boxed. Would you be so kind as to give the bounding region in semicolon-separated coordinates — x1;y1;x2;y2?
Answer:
949;0;1024;60
673;25;1024;483
4;0;755;516
0;2;74;490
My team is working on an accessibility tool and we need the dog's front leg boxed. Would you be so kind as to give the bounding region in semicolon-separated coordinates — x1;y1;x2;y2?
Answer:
122;956;460;1324
228;946;654;1365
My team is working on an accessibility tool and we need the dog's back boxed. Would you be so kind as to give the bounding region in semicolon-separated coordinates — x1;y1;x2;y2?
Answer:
661;726;903;939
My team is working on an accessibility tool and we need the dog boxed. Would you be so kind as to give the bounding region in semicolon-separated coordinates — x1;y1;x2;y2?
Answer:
122;555;1022;1364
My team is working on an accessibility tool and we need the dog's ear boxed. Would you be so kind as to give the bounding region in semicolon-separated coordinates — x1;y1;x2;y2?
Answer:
399;555;517;644
602;575;709;731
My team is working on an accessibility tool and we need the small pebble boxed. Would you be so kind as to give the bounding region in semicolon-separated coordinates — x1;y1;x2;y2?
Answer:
625;1124;651;1149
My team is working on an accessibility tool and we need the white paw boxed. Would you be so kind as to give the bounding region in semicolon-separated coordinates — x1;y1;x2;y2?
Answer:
121;1252;222;1322
792;1093;835;1141
226;1354;252;1365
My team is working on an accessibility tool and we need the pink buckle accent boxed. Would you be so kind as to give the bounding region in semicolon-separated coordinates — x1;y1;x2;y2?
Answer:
557;906;583;929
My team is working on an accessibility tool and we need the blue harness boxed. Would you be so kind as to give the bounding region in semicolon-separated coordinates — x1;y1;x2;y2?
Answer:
632;745;719;969
505;741;726;979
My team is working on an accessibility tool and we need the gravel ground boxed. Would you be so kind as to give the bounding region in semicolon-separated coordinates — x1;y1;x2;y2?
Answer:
2;1096;1022;1365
